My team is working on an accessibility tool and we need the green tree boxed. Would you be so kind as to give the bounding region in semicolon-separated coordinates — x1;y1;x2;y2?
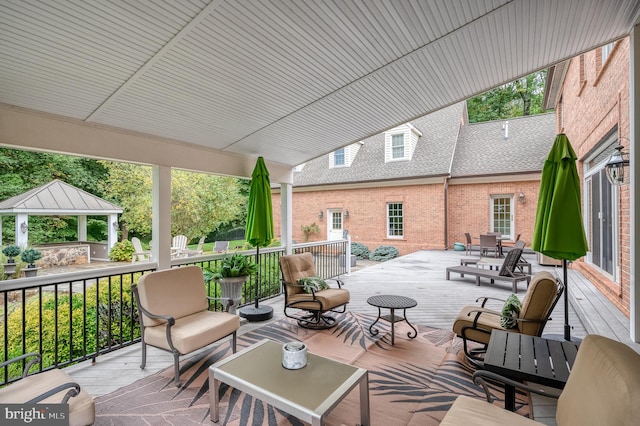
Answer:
100;163;246;241
0;149;109;243
467;70;547;123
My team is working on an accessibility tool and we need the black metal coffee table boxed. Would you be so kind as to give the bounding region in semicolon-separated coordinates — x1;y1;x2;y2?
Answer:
367;295;418;345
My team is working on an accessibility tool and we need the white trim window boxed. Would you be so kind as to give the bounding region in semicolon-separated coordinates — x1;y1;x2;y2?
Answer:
384;123;422;163
387;202;404;238
601;42;615;64
329;143;363;168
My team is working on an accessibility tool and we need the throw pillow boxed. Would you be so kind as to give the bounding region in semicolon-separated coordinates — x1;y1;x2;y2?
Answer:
501;294;522;329
298;276;329;294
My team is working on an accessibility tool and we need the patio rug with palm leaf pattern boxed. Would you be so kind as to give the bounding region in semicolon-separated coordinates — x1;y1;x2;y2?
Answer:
94;312;530;425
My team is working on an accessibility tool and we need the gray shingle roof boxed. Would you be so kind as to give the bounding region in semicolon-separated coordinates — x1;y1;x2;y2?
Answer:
292;106;556;187
0;179;123;214
293;102;465;186
451;113;557;177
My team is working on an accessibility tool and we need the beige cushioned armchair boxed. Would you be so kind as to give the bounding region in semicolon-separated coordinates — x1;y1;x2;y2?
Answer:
133;265;240;386
279;252;350;329
0;352;95;425
452;271;563;364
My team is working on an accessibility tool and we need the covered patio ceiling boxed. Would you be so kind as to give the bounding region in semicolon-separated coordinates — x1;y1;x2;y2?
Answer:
1;0;639;183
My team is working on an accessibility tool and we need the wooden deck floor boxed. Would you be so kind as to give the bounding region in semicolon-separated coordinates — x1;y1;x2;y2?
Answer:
65;249;639;425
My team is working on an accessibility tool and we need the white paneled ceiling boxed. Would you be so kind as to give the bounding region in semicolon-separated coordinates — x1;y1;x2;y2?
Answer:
1;0;639;170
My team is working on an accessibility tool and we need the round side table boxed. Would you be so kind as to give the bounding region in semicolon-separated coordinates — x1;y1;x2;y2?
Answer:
367;295;418;345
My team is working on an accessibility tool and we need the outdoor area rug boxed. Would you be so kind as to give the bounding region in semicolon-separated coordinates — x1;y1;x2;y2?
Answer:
94;312;530;425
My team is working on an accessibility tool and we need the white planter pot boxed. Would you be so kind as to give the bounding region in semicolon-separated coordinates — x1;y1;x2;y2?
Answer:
217;276;248;314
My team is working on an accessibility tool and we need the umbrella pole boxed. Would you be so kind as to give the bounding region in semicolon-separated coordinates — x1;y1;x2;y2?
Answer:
563;260;570;341
238;246;273;322
254;246;260;309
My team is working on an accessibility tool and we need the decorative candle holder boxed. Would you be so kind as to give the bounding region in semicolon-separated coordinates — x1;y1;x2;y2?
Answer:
282;341;307;369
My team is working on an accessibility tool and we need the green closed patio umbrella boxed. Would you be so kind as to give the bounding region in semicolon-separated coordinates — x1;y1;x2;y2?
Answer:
531;133;588;341
239;157;274;322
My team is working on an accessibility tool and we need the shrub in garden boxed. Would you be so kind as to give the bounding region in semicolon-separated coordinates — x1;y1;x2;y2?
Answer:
2;273;140;381
109;239;135;262
369;245;400;261
350;242;370;259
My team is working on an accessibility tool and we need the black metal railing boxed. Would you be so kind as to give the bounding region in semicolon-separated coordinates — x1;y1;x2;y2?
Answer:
1;239;349;386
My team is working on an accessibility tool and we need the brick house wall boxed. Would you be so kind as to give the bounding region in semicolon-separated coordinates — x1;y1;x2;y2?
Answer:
556;37;631;317
273;183;446;256
447;179;541;248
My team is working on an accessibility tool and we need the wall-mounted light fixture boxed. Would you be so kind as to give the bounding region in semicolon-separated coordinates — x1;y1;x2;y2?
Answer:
344;210;349;219
318;211;323;219
518;191;525;203
605;143;630;186
112;221;118;230
20;221;27;234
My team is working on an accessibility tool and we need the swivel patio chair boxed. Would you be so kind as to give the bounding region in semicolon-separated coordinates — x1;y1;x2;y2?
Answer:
279;252;350;329
0;352;95;426
452;270;563;365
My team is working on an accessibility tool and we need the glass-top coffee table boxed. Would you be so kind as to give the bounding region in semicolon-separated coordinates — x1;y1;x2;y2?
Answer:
209;339;370;425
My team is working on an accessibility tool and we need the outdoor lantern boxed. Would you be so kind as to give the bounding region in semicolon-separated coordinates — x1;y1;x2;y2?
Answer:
345;210;349;219
20;222;27;234
318;211;323;219
605;144;630;185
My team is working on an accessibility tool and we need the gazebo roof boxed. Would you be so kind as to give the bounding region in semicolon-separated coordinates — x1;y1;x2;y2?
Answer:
0;180;122;215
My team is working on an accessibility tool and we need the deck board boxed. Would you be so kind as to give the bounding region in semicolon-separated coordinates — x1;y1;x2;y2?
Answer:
63;249;639;425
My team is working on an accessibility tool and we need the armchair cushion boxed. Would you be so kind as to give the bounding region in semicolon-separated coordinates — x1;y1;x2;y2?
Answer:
441;395;539;426
143;310;240;355
500;294;521;329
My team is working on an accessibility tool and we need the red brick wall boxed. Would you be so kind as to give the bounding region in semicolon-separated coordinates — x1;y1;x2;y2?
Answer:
558;38;631;317
447;180;540;248
272;184;446;255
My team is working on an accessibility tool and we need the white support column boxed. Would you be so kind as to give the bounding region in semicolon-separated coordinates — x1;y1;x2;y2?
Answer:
281;182;293;255
15;213;28;248
0;216;3;246
78;215;87;241
152;165;172;270
630;24;639;343
107;214;118;250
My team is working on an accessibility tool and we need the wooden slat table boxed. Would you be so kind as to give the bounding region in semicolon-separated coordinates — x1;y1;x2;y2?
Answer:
484;330;580;411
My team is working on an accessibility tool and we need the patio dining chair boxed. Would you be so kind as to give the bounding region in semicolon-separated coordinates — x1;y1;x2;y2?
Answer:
464;232;473;255
452;270;563;365
479;234;498;257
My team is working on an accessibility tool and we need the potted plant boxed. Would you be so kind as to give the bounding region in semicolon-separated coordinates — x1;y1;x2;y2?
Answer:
203;253;258;314
2;245;22;277
20;247;42;277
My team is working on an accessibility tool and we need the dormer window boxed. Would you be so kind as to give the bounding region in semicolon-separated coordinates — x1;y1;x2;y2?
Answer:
329;143;362;168
384;123;422;162
391;134;405;159
334;148;345;166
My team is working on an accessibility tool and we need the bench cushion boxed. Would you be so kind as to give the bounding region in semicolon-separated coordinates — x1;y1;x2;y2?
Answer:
144;310;240;354
441;395;539;426
0;368;95;426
